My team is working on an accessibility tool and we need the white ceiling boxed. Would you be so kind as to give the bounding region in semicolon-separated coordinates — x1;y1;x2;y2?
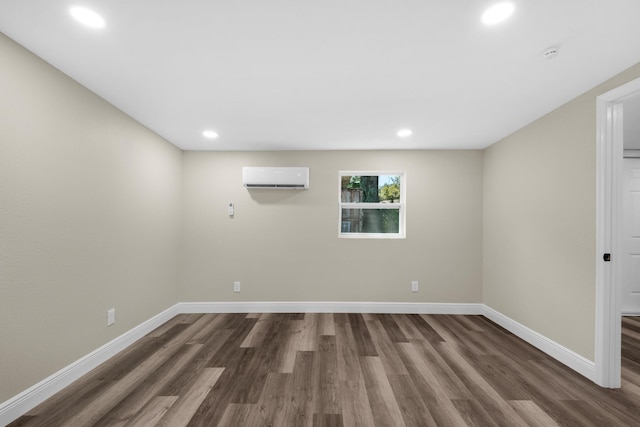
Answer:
1;0;640;151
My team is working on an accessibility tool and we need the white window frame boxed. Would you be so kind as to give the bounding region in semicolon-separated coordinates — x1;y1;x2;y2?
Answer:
338;171;406;239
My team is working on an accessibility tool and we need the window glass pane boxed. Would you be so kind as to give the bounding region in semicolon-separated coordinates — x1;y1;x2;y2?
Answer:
341;175;401;203
341;208;400;234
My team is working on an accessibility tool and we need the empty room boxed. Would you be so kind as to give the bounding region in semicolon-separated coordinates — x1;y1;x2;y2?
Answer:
2;1;640;425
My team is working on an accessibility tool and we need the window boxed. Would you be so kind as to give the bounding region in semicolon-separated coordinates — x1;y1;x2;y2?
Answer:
339;171;406;238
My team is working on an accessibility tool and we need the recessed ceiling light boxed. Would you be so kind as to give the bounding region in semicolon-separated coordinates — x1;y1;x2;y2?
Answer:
202;130;218;139
482;2;515;25
70;6;106;29
397;129;413;138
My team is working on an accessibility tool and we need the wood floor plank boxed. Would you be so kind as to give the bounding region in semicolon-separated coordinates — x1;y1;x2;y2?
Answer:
279;319;304;373
470;354;532;400
410;339;473;400
55;316;217;426
206;316;257;365
508;400;560;427
376;313;409;343
333;313;349;325
316;335;342;416
391;314;427;341
319;312;336;336
288;350;315;426
313;413;344;427
156;329;233;397
340;379;377;427
366;319;409;375
268;316;302;374
552;400;605;427
243;373;291;426
10;313;640;427
148;313;203;338
532;358;640;426
622;323;640;341
394;342;468;427
227;347;270;404
420;314;460;344
335;322;374;425
240;313;271;347
216;403;253;427
348;313;378;357
25;322;189;422
185;347;257;426
94;342;204;426
405;314;445;344
187;313;230;344
451;399;499;427
359;356;407;427
299;313;320;351
158;367;224;426
387;373;438;426
435;342;529;427
335;322;364;383
124;395;178;427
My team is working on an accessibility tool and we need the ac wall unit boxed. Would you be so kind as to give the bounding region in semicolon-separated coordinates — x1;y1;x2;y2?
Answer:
242;167;309;189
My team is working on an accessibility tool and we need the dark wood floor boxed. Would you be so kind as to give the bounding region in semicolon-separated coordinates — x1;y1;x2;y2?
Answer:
9;314;640;426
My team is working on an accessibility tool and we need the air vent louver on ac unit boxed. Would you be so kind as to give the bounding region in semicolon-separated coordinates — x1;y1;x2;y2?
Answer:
242;167;309;189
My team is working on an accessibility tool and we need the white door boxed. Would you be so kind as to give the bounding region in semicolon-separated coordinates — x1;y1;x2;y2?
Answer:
622;157;640;314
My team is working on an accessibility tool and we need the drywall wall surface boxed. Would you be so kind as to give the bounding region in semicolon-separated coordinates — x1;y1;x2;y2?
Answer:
0;33;182;401
180;150;483;303
483;62;640;361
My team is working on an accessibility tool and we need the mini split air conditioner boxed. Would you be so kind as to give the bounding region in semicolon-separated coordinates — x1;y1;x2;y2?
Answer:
242;167;309;189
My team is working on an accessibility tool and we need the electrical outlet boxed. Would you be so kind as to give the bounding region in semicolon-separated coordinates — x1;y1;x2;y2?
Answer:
411;281;419;292
107;308;115;326
233;281;241;293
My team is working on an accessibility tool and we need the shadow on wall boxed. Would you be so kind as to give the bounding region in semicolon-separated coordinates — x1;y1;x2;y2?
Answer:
246;188;310;204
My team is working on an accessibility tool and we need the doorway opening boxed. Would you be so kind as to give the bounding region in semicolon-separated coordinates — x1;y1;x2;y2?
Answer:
595;77;640;388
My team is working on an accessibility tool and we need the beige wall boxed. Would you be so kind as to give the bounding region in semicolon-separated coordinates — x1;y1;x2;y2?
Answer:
483;62;640;361
180;150;483;303
0;34;182;401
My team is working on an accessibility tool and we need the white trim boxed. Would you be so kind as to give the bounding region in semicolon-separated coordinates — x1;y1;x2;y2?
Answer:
177;301;483;314
595;77;640;388
482;306;596;382
0;304;180;426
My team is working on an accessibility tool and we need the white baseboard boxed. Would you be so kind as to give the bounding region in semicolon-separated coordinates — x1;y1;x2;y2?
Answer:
177;301;484;314
482;305;596;383
0;304;180;426
1;301;596;425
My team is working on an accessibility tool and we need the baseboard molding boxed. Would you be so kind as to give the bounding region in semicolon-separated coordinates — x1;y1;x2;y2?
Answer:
2;301;597;425
177;301;484;314
0;304;181;426
482;305;597;383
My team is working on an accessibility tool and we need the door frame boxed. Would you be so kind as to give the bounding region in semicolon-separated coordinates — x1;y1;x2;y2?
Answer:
595;77;640;387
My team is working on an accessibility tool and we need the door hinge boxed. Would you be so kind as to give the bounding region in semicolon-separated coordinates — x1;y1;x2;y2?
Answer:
603;253;611;262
